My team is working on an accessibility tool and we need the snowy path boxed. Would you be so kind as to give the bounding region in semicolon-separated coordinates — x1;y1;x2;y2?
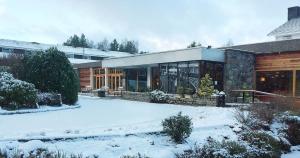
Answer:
0;95;238;157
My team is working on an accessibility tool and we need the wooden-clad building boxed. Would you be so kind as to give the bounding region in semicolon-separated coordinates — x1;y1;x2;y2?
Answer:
73;61;124;92
226;6;300;98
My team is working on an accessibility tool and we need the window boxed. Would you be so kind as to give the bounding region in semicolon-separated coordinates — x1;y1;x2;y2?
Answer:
91;56;103;60
13;49;25;54
66;54;74;58
168;63;178;93
188;61;200;91
2;48;12;53
257;71;293;96
100;69;105;74
74;54;84;59
178;62;189;88
160;64;169;92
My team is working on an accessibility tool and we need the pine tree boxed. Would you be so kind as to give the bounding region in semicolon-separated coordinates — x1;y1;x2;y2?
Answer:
63;34;91;48
198;74;214;97
109;39;119;51
119;40;126;52
118;40;138;54
79;33;89;48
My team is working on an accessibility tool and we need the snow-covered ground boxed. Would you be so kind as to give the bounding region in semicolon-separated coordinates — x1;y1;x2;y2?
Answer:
0;95;238;157
0;105;80;115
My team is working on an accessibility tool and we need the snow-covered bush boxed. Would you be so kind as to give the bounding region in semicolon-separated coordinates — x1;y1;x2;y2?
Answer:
150;90;169;103
0;72;37;108
162;112;192;143
37;93;62;106
281;113;300;146
121;153;150;158
241;131;282;158
0;147;83;158
23;47;79;104
176;86;194;98
250;104;276;125
234;106;262;130
175;138;248;158
0;148;7;158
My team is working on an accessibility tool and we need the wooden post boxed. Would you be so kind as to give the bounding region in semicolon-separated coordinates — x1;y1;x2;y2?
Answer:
293;70;296;97
104;68;108;90
114;76;117;90
242;92;245;103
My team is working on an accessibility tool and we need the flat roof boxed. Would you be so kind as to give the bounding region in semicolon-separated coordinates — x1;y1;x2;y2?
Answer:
102;47;224;68
222;39;300;54
0;39;132;58
73;61;102;69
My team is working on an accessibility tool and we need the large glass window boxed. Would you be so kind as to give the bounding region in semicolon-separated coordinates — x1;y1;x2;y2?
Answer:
160;64;169;92
126;69;137;92
257;71;293;96
151;67;160;90
215;63;224;90
296;71;300;96
138;69;147;92
178;62;189;88
125;68;147;92
168;63;178;93
199;61;224;91
188;62;200;92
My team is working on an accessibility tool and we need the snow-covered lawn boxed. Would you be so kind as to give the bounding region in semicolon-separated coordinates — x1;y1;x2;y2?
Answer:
0;95;237;157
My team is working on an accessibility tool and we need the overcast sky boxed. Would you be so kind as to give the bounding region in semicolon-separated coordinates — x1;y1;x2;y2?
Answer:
0;0;299;52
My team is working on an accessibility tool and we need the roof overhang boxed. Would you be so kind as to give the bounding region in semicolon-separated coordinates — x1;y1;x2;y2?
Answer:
72;61;102;69
102;47;224;68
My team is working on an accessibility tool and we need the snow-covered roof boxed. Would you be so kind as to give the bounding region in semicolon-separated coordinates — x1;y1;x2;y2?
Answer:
102;47;224;68
268;18;300;37
0;39;132;58
68;58;98;64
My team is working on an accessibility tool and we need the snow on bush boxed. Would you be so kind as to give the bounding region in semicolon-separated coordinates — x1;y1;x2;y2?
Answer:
37;92;62;106
162;112;193;143
0;72;37;108
176;138;248;158
150;90;169;103
241;131;282;158
279;113;300;146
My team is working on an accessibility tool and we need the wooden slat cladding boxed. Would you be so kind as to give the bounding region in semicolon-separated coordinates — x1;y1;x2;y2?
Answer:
256;51;300;71
79;68;91;88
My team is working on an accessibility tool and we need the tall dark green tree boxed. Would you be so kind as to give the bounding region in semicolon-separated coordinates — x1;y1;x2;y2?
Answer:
63;33;91;48
23;47;79;104
109;39;119;51
79;33;89;48
119;40;138;54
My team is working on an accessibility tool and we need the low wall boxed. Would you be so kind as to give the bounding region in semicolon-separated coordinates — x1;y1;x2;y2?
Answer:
121;91;217;106
121;91;151;102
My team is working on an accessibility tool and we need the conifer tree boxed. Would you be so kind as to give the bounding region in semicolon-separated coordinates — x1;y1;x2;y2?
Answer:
198;74;214;97
109;39;119;51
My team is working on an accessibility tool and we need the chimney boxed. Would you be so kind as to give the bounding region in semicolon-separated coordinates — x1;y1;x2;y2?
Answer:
288;6;300;21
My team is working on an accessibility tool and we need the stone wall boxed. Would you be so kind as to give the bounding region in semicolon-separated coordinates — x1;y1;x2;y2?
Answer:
121;91;151;102
224;49;256;102
168;96;217;106
121;91;217;106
